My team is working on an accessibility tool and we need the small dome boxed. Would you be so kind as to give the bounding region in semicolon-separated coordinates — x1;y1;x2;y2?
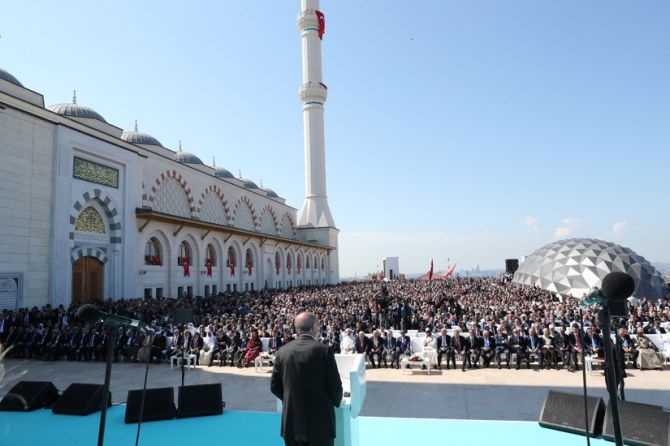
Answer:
174;151;204;165
261;186;278;198
47;91;107;123
121;123;163;147
0;67;23;87
241;178;259;189
214;166;234;179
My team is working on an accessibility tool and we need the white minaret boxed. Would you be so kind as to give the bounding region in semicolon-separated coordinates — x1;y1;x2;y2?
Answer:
297;0;335;228
296;0;339;283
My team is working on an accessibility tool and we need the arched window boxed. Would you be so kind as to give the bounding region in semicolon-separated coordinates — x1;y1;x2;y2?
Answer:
144;237;162;265
275;252;281;274
227;247;236;268
286;253;292;273
205;244;217;266
305;255;311;269
245;248;253;274
321;256;326;270
178;241;191;266
297;255;302;273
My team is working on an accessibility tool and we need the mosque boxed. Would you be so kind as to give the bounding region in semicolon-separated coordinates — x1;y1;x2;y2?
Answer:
0;2;338;311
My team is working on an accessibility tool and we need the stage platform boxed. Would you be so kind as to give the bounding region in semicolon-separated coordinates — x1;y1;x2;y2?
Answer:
0;406;610;446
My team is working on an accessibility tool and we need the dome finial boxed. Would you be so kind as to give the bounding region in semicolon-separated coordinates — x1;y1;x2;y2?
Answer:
238;169;242;179
72;90;77;104
134;119;138;132
212;156;216;167
178;140;182;152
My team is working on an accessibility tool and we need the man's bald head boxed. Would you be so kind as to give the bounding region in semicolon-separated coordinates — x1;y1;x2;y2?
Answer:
295;312;318;335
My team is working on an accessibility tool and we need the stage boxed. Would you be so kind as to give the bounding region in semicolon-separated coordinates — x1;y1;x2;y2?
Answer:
0;406;610;446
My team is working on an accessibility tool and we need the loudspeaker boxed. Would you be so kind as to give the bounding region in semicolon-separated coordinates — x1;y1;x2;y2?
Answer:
538;391;605;436
124;387;175;423
52;383;111;415
0;381;60;412
603;399;669;446
505;258;519;274
176;383;223;418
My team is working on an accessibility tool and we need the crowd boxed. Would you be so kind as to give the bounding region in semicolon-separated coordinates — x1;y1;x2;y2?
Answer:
0;276;667;372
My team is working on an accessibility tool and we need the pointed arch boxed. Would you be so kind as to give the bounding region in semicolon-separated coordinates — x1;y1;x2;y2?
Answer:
260;204;279;236
198;184;231;225
70;188;122;244
279;212;296;239
232;196;258;232
146;170;195;218
70;246;109;264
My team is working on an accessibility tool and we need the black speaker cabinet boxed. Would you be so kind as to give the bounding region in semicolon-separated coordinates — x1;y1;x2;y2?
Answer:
505;258;519;274
538;390;606;436
125;387;175;423
176;383;223;418
52;383;111;415
603;399;669;446
0;381;60;412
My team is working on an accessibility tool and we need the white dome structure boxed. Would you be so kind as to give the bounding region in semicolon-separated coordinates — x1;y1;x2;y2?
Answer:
512;238;667;300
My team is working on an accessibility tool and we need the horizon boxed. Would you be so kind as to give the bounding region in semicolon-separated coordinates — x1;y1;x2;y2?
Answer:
2;1;668;278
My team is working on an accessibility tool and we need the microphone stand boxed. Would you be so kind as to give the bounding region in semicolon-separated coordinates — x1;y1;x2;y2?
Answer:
598;306;623;446
577;305;591;446
97;325;117;446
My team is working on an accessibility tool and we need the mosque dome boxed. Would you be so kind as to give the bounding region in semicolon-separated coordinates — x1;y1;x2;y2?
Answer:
214;166;234;179
121;122;163;147
241;178;259;190
173;142;203;165
261;186;278;198
47;91;107;123
512;237;667;300
0;67;23;87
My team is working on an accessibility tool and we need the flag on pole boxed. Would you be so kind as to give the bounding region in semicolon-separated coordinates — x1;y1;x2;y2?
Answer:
444;262;457;278
428;259;434;281
315;10;325;39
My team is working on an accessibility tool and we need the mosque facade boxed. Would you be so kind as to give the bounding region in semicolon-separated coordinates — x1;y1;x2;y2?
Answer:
0;2;339;311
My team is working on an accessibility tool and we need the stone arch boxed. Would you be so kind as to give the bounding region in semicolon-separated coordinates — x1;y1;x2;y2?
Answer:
232;196;258;231
70;189;122;244
259;204;279;236
197;184;231;225
279;212;296;239
70;246;109;264
146;170;196;218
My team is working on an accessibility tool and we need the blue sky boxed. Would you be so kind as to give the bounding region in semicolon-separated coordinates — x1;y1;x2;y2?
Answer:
2;1;668;278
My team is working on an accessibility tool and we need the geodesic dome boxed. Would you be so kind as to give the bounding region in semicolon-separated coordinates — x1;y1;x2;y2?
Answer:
512;238;667;300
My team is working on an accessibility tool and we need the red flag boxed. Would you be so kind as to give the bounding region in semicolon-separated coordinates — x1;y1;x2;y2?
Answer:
428;259;434;281
206;259;212;277
230;262;235;276
183;259;190;277
315;10;325;39
444;263;457;278
247;261;253;276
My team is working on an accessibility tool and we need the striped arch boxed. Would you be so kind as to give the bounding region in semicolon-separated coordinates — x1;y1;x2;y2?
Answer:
259;204;279;236
197;184;231;224
145;169;196;216
279;212;296;239
70;246;109;264
70;188;122;244
231;196;258;231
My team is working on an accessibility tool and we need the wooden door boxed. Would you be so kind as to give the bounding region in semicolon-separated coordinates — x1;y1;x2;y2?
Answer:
72;257;104;304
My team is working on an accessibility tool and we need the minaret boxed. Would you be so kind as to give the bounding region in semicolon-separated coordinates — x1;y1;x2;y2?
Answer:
296;0;339;283
297;0;335;228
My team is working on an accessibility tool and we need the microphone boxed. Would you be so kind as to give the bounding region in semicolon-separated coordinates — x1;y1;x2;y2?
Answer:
601;271;635;301
76;304;151;330
579;288;605;306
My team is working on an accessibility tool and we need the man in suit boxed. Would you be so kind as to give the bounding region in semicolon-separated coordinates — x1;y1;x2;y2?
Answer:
467;328;482;368
508;328;526;369
448;328;469;371
436;328;451;370
584;326;603;358
493;325;510;369
567;323;584;371
271;312;343;446
381;330;398;368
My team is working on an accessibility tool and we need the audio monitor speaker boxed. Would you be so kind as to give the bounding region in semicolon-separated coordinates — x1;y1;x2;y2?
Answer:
0;381;60;412
176;383;223;418
505;259;519;274
603;399;669;446
52;383;111;415
124;387;175;423
538;390;605;436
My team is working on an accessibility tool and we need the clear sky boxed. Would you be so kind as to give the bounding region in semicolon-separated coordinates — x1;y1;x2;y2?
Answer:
2;1;668;278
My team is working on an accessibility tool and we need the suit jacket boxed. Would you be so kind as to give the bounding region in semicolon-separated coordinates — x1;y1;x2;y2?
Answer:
270;334;343;443
436;335;451;352
450;335;467;352
355;336;372;354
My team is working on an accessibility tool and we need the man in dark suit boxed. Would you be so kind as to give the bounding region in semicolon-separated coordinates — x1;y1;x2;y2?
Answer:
381;330;398;368
448;328;469;371
271;312;343;446
436;328;451;370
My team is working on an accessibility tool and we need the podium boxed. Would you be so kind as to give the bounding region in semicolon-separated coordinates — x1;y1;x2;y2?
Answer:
276;353;367;446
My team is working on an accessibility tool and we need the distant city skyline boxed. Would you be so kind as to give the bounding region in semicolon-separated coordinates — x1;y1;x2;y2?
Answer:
2;1;668;278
